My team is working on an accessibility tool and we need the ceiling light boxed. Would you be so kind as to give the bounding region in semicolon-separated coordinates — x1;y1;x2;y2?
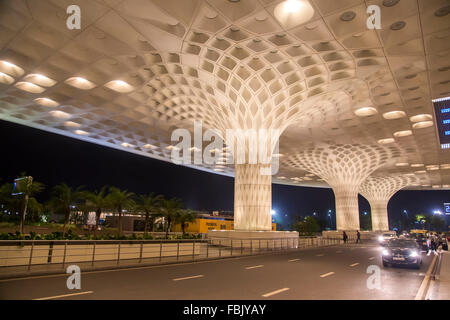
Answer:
64;121;81;128
383;111;406;119
0;60;24;77
274;0;315;29
74;130;89;136
121;143;135;148
390;21;406;30
35;98;59;107
24;74;56;87
0;71;14;85
104;80;134;93
355;107;378;117
65;77;96;90
395;163;409;167
383;0;400;7
49;110;71;119
378;138;395;144
143;144;157;149
411;164;424;167
435;6;450;17
412;121;433;129
393;130;412;138
14;81;45;93
410;114;432;122
340;11;356;22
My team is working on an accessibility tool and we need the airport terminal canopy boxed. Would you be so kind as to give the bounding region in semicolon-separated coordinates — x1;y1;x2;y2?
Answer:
0;0;449;230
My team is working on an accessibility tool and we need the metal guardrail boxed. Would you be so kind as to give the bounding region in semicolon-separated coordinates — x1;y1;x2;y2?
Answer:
0;237;342;275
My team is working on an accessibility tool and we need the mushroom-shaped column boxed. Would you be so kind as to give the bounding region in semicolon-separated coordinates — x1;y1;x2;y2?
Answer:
360;175;419;231
289;144;398;231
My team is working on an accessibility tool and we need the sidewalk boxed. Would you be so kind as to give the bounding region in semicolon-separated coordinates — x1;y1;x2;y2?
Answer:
429;251;450;300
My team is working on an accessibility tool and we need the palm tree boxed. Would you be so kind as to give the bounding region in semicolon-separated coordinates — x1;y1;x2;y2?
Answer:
135;193;163;235
176;209;196;235
49;183;84;236
106;187;135;236
13;174;45;233
85;187;109;235
158;197;183;238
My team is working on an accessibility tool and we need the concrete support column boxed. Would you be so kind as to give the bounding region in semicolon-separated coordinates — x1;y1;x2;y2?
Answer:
369;199;389;231
234;163;272;231
334;186;360;231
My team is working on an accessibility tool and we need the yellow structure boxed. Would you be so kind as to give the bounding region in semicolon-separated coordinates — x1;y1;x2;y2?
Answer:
173;218;276;233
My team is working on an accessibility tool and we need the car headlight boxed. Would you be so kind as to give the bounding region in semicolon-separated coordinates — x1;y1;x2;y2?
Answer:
382;249;390;256
378;236;384;242
409;251;418;258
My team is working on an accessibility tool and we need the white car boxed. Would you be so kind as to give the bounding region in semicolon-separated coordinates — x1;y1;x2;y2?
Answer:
378;233;396;246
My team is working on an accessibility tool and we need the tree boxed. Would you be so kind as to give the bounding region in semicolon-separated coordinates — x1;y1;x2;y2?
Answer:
176;209;196;235
135;193;163;235
158;197;183;238
12;174;45;233
49;183;84;236
85;187;109;235
293;216;320;236
106;187;135;236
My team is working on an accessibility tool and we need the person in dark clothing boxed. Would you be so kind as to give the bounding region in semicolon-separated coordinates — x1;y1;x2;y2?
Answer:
356;230;361;244
343;231;348;244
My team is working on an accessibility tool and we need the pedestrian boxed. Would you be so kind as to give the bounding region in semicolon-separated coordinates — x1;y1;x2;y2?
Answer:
356;230;361;244
343;231;348;244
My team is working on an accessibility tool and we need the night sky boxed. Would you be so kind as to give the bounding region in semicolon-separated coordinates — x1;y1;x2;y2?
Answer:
1;119;449;229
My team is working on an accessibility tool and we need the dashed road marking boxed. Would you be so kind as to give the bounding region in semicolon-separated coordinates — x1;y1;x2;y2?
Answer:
350;263;359;267
288;259;301;262
369;257;375;260
245;265;264;270
262;288;290;298
173;275;204;281
33;291;93;300
320;272;335;278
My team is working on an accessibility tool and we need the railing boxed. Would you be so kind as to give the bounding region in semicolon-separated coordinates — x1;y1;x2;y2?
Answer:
0;237;342;276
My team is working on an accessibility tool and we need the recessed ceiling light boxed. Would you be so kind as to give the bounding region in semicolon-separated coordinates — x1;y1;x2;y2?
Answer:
24;74;56;87
410;114;432;122
65;77;96;90
378;138;395;144
0;60;24;77
34;97;59;107
104;80;134;93
390;21;406;30
0;71;14;85
143;144;157;149
355;107;378;117
49;110;71;119
393;130;412;138
274;0;315;28
74;130;89;136
121;142;135;148
14;81;45;93
383;0;400;7
412;121;433;129
64;121;81;128
383;111;406;119
435;5;450;17
396;162;409;167
340;11;356;22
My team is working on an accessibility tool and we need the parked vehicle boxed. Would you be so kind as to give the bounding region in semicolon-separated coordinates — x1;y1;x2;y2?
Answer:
378;233;396;246
382;239;422;269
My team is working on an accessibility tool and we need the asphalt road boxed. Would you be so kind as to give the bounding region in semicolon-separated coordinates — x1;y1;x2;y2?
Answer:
0;243;433;300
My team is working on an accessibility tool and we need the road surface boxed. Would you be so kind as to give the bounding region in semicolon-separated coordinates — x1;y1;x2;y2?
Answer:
0;243;432;300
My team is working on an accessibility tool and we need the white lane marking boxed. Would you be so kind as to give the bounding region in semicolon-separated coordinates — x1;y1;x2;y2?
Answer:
173;275;204;281
262;288;290;298
34;291;93;300
316;254;324;257
369;257;375;260
320;272;335;278
349;263;359;267
415;254;439;300
288;259;301;262
245;265;264;270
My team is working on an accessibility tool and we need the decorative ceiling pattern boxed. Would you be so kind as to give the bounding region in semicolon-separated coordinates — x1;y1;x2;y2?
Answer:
0;0;449;189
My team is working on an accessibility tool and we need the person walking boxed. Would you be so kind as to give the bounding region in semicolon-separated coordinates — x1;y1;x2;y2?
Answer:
343;231;348;244
356;230;361;244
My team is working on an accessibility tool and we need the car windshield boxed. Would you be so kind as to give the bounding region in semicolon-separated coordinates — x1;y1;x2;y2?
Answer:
388;240;416;248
